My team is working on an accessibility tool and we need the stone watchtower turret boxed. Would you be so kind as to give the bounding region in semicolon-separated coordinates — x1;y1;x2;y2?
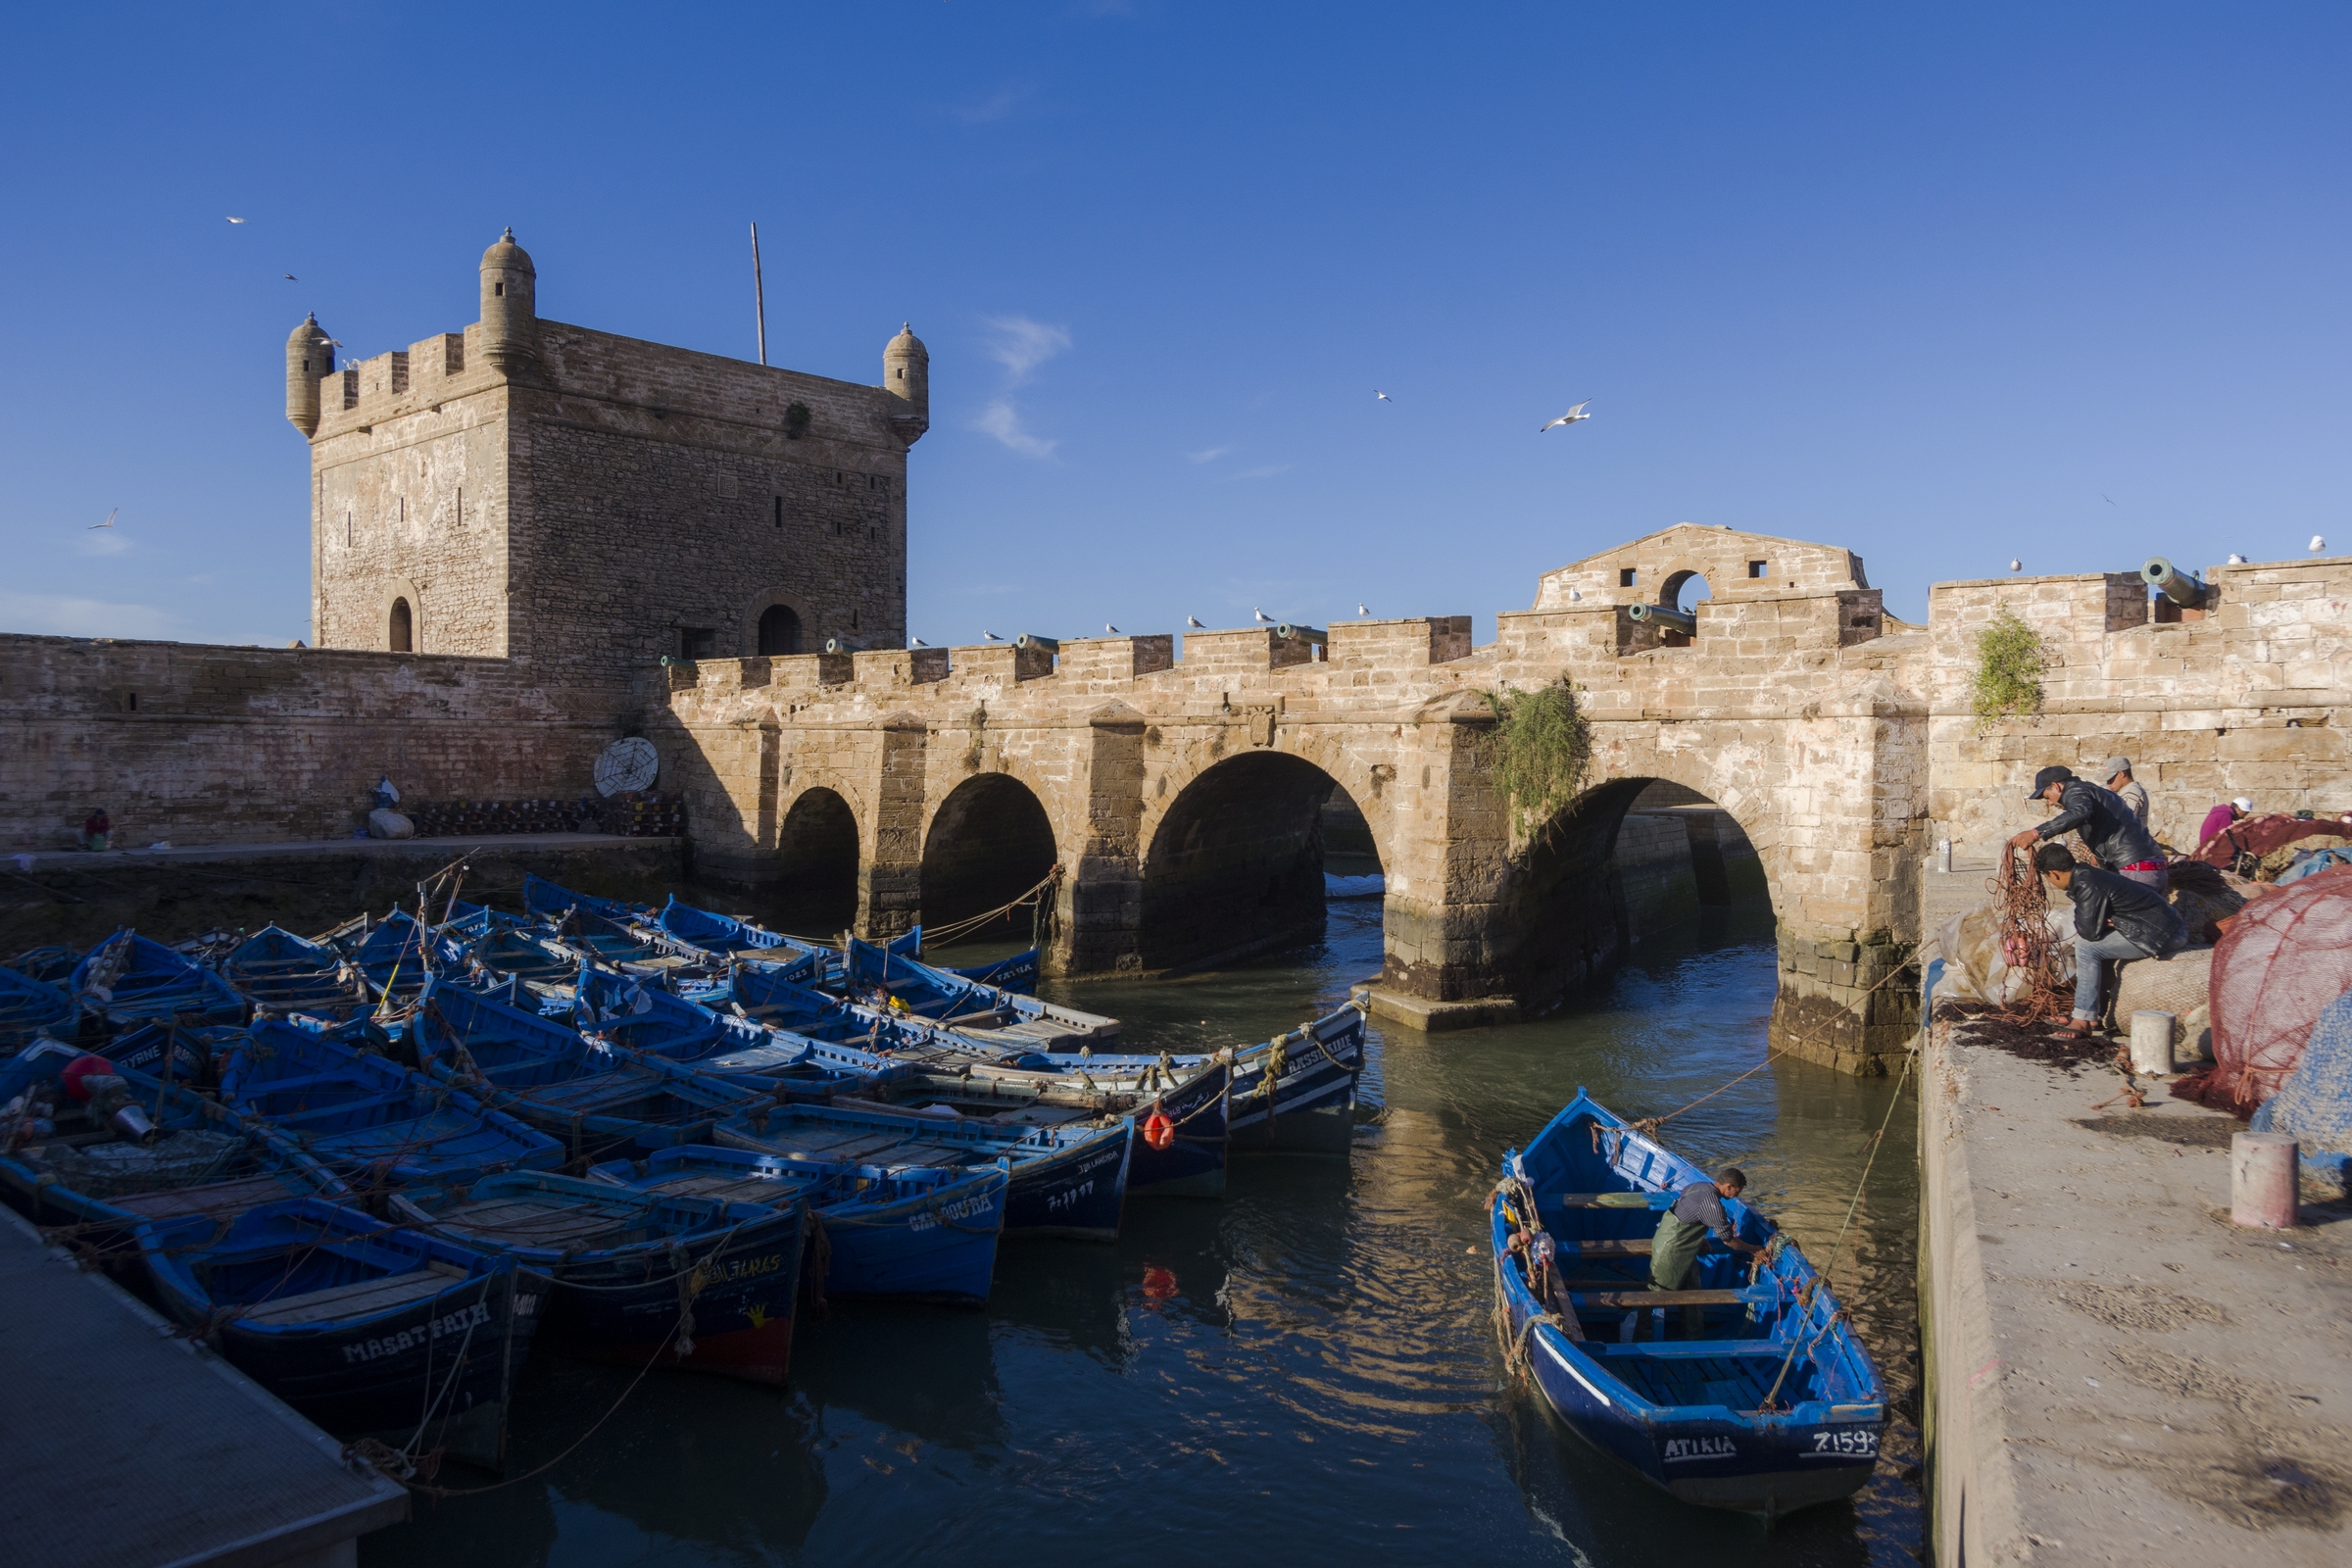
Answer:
287;232;923;703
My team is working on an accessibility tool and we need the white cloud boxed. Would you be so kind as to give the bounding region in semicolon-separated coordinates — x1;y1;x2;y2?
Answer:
953;83;1037;126
984;317;1071;384
1186;445;1231;466
976;399;1058;460
0;592;178;639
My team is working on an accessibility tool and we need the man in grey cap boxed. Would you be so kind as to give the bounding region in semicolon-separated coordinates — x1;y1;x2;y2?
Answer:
2008;765;2169;894
2103;757;2149;827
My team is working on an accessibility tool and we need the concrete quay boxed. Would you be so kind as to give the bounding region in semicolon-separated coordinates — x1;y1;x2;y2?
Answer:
1920;1014;2352;1564
0;1207;408;1568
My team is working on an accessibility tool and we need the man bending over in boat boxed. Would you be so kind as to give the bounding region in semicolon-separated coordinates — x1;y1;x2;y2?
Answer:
1646;1168;1761;1340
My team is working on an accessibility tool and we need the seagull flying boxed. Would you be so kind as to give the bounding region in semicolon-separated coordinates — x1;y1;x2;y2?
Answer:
2313;535;2328;554
90;509;117;530
1187;614;1204;628
282;273;298;281
225;216;247;224
1252;607;1274;623
1104;623;1120;635
1374;390;1393;402
2009;559;2023;572
2101;493;2117;507
982;629;1003;641
1540;400;1592;433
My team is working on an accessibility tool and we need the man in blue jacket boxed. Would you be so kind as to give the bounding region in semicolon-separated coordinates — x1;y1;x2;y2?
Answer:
2034;843;2189;1039
2008;765;2169;893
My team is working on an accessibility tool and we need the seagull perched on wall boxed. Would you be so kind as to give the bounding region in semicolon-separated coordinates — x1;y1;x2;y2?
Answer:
1540;400;1593;433
1252;607;1273;623
981;629;1003;641
90;509;117;530
2314;535;2328;554
1374;390;1393;402
1103;623;1120;635
1356;604;1368;616
909;637;928;647
1187;614;1204;628
2228;554;2246;564
2009;559;2023;572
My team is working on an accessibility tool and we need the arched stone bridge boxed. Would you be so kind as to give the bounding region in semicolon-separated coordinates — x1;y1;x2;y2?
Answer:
657;523;1923;1072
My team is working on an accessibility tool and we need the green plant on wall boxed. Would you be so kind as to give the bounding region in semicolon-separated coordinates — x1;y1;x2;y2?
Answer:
1970;609;2048;729
1482;677;1592;843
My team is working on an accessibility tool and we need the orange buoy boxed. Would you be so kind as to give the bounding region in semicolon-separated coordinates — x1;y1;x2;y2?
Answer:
1143;1108;1175;1151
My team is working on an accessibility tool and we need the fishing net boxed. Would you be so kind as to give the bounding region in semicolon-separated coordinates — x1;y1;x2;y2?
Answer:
2174;866;2352;1117
38;1129;241;1199
1990;851;2071;1023
2253;988;2352;1156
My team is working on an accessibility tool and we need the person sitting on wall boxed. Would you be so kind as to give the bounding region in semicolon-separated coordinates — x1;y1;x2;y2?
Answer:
2007;764;2169;894
79;808;110;853
2034;842;2189;1040
2197;796;2252;849
1646;1166;1762;1340
2102;756;2149;827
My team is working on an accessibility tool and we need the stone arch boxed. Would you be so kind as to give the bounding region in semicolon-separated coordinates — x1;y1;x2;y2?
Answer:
742;588;813;658
770;786;860;931
921;771;1059;941
1137;749;1377;973
377;576;422;653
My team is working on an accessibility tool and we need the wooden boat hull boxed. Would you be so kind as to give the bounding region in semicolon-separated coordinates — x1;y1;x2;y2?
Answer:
1226;1003;1365;1155
1491;1091;1887;1516
996;1123;1132;1241
533;1203;807;1386
1123;1059;1229;1199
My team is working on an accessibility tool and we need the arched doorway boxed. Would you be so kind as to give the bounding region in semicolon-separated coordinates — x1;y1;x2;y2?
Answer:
771;788;859;932
758;605;802;656
388;597;414;653
1505;775;1772;1006
1139;753;1376;973
921;774;1057;941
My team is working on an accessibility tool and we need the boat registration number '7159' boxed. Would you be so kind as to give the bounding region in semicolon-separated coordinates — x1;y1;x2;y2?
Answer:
1806;1427;1879;1458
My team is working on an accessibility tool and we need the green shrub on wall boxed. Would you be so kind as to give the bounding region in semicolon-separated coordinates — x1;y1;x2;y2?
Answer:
1971;609;2048;729
1482;678;1592;843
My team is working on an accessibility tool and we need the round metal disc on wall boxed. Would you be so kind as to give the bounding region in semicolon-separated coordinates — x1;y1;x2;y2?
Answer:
594;737;660;797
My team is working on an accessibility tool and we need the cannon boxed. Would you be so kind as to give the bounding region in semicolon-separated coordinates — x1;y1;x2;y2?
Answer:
822;637;866;656
1012;633;1059;654
1628;603;1697;634
2141;557;2207;610
1273;622;1327;646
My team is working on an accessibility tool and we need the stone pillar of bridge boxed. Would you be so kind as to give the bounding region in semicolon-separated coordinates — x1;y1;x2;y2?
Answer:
855;712;928;940
1051;700;1149;975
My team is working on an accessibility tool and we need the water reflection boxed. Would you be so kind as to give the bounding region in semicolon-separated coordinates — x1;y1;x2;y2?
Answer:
365;900;1919;1568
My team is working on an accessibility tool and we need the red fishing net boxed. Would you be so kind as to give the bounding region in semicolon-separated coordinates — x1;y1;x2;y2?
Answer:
2175;865;2352;1117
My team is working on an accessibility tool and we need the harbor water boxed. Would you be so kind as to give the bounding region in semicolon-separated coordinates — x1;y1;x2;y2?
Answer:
363;897;1920;1567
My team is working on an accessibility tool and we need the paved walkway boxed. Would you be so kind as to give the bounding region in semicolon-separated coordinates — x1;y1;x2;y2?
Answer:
0;1207;408;1568
1922;1016;2352;1564
9;832;674;874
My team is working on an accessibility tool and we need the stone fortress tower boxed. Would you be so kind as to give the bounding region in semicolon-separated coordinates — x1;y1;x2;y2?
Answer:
286;231;926;708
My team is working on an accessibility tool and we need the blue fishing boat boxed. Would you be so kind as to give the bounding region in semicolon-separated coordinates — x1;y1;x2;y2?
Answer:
389;1170;807;1384
219;926;371;1018
522;872;649;923
348;910;436;1008
1226;999;1368;1154
413;980;764;1161
0;963;75;1054
450;918;578;989
710;1098;1131;1241
573;964;900;1100
138;1197;549;1471
1491;1089;1887;1516
945;949;1041;990
843;937;1119;1048
218;1020;563;1185
70;930;245;1027
656;897;834;978
7;946;79;985
588;1144;1009;1304
677;961;899;1047
0;1044;344;1248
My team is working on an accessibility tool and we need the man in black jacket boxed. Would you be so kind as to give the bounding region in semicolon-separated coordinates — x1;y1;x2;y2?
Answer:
2034;843;2190;1038
2008;765;2169;893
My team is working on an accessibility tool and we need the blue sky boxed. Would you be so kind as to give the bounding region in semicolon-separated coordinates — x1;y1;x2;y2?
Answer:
2;3;2344;647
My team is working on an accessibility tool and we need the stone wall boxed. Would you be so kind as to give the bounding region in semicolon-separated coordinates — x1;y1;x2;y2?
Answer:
0;634;616;851
1613;811;1701;941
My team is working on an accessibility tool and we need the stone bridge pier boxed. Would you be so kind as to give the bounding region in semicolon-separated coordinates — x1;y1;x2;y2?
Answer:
656;524;1929;1074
